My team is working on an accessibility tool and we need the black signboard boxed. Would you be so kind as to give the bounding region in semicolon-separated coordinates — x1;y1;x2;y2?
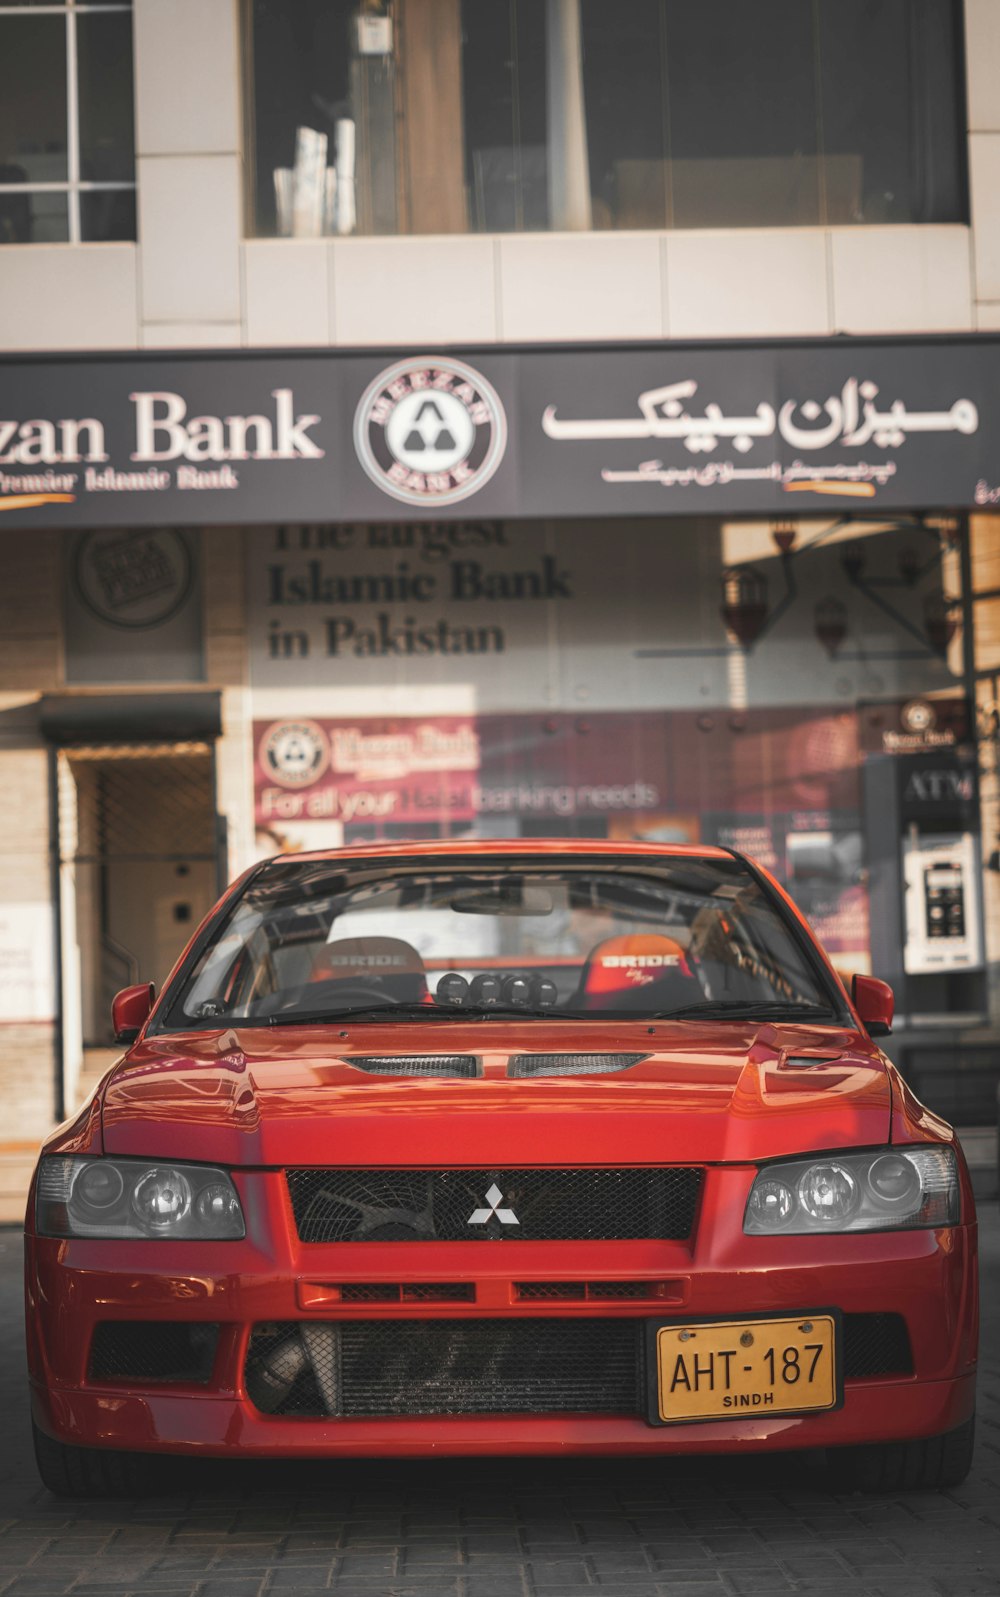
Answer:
1;336;998;529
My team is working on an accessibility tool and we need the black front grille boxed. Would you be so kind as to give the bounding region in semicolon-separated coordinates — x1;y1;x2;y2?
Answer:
843;1313;913;1378
286;1167;703;1243
89;1321;220;1385
245;1318;642;1417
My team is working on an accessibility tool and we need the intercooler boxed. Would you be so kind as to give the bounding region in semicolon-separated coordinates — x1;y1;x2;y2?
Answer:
245;1317;644;1416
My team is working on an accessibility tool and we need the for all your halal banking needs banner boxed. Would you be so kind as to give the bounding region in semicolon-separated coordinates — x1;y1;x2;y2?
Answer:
0;339;998;527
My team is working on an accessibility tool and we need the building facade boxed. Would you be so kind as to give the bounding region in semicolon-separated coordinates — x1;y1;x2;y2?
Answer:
1;0;1000;1138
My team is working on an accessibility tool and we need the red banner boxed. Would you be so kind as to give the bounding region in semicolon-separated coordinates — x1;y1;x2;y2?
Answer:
253;707;870;828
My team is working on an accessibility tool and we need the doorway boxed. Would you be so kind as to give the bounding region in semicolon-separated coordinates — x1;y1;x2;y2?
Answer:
57;742;223;1110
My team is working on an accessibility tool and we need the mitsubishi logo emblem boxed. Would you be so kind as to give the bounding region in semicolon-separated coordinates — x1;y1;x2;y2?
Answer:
467;1183;519;1226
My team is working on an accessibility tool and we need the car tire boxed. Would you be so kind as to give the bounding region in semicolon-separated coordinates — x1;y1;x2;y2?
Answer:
32;1419;152;1498
827;1413;975;1492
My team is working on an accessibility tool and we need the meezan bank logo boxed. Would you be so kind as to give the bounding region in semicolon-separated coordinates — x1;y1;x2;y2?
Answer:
353;357;507;507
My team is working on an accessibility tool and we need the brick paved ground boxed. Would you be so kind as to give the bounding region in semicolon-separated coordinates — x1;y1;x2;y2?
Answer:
1;1208;998;1597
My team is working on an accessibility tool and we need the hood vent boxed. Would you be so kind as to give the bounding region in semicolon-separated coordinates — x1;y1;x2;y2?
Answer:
508;1053;647;1078
350;1055;478;1078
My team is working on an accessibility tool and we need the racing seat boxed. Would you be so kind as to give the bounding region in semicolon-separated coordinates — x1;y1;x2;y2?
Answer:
575;933;699;1013
310;936;428;1004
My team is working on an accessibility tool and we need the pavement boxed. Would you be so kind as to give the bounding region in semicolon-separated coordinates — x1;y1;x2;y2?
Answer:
0;1209;997;1597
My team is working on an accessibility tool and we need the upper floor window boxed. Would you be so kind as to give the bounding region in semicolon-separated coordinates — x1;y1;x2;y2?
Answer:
0;0;136;245
246;0;966;238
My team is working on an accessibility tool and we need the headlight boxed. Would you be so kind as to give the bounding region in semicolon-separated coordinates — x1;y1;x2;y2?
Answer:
35;1157;245;1239
744;1146;959;1234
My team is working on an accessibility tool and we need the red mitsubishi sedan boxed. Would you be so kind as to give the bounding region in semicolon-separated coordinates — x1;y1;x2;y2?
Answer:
25;841;977;1496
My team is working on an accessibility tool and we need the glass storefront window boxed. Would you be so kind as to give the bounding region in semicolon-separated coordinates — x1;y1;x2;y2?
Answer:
244;508;987;1045
246;0;966;237
462;1;548;233
0;1;135;245
249;0;399;239
661;1;821;229
816;0;967;226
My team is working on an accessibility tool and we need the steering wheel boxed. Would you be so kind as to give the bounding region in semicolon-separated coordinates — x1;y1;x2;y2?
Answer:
274;982;397;1014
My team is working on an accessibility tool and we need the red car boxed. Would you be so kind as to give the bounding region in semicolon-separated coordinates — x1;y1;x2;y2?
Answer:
26;841;978;1496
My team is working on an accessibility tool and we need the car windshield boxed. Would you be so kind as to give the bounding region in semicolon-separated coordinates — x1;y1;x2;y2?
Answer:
158;854;847;1030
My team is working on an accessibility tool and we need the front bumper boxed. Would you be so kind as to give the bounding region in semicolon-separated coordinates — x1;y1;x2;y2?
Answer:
26;1166;979;1458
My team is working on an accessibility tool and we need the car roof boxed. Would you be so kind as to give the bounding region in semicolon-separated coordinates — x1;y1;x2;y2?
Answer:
264;839;737;867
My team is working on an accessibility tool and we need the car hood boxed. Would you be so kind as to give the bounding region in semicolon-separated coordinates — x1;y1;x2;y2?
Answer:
100;1020;891;1165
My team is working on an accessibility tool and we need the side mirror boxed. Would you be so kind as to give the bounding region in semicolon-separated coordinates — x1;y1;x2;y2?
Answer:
852;973;893;1038
112;982;155;1045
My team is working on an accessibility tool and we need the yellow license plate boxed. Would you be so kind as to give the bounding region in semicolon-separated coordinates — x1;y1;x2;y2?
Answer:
652;1314;838;1424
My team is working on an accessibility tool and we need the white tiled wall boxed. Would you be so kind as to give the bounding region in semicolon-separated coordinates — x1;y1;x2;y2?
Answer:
138;154;243;327
964;0;1000;134
244;241;331;347
829;227;974;334
134;0;240;158
969;136;1000;302
332;237;497;346
5;220;986;355
664;231;829;339
140;322;243;349
497;234;664;342
0;246;139;352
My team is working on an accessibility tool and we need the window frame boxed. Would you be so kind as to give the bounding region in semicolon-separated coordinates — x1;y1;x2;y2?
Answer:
0;0;135;245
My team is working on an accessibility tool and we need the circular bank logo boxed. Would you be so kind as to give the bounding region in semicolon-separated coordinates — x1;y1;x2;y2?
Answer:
74;528;193;629
353;356;507;506
901;699;936;734
261;721;330;789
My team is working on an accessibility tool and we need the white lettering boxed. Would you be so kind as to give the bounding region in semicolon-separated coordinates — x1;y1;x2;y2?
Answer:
273;388;324;459
19;420;58;463
130;390;190;461
58;417;107;463
0;415;109;466
131;389;323;463
225;414;274;460
176;464;240;490
186;415;228;460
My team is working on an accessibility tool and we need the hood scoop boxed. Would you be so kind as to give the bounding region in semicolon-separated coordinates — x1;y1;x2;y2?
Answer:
509;1053;648;1078
350;1055;479;1078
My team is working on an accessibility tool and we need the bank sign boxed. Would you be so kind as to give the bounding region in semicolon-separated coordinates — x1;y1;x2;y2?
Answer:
1;337;998;526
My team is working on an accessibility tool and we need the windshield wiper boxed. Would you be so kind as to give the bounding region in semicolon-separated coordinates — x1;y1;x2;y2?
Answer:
262;1002;577;1026
454;1004;578;1020
263;1003;467;1026
651;1000;838;1023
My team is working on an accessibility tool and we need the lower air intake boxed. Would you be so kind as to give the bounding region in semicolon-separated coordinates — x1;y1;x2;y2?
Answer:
89;1321;220;1384
350;1055;478;1078
339;1282;476;1303
843;1313;913;1377
245;1318;643;1417
509;1054;647;1078
515;1280;666;1301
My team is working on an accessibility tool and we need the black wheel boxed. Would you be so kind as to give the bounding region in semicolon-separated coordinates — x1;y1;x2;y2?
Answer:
32;1419;153;1498
827;1413;975;1492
